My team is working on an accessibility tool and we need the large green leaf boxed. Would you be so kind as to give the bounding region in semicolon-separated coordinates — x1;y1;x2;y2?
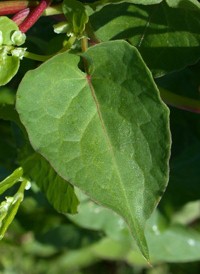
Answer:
16;40;170;259
90;2;200;76
68;188;130;242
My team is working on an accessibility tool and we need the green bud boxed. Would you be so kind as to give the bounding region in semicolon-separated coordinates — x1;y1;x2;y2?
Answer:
53;22;70;34
11;30;26;46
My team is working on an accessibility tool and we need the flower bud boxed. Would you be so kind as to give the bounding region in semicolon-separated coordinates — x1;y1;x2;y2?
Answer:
11;47;27;59
11;30;26;46
53;22;69;34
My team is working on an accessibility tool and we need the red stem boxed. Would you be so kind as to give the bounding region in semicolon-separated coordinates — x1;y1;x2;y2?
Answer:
12;8;31;25
0;1;37;15
19;0;51;33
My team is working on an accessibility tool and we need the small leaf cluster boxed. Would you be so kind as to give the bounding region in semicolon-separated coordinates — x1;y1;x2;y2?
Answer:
0;17;26;85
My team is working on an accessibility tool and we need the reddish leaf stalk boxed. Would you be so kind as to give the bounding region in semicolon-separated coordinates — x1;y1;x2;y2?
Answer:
12;8;31;25
0;1;37;15
19;0;51;33
160;87;200;114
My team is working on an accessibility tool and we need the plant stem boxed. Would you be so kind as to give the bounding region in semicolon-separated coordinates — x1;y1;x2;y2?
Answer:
24;51;53;61
12;8;30;25
81;37;88;53
19;0;51;33
81;37;89;73
85;22;100;45
0;1;37;15
59;36;77;53
24;35;77;62
159;87;200;114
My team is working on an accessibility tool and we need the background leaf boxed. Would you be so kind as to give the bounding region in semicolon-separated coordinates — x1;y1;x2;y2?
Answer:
16;40;170;259
165;0;200;9
21;150;79;214
62;0;89;37
68;194;200;263
164;143;200;209
92;0;163;7
0;87;15;105
145;210;200;263
156;62;200;211
90;2;200;76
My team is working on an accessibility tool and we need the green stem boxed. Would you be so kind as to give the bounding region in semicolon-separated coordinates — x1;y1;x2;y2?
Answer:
59;36;77;53
24;36;77;61
81;36;88;52
81;37;89;73
19;0;51;32
159;87;200;114
24;51;53;61
85;22;100;45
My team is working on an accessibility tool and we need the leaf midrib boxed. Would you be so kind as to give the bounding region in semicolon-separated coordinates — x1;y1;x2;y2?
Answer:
86;74;138;223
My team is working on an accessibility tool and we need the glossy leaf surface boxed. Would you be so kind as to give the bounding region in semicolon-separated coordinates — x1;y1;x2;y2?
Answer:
90;2;200;76
16;40;170;259
166;0;200;9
